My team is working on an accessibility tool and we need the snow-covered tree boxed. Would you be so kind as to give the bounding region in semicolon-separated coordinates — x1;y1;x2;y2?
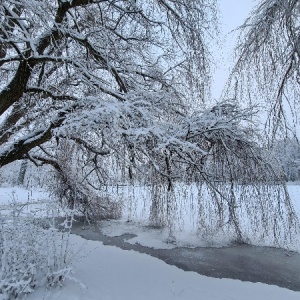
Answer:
229;0;300;137
0;0;298;244
0;0;216;166
0;0;218;213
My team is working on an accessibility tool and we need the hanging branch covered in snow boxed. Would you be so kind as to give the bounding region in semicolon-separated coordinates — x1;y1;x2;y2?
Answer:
228;0;300;138
0;0;298;244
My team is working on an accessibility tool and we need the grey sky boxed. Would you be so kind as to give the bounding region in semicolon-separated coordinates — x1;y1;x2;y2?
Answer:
212;0;257;100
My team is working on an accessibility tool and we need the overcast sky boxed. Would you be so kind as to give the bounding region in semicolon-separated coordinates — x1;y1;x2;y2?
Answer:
211;0;257;100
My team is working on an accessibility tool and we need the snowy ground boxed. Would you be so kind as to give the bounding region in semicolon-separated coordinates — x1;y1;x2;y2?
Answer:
0;186;66;217
28;234;300;300
1;185;300;299
0;186;48;206
0;186;49;213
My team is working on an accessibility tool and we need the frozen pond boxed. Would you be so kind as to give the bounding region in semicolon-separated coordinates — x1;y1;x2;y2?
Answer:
71;221;300;292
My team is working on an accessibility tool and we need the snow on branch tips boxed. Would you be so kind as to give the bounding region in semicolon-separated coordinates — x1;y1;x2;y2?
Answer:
0;0;298;255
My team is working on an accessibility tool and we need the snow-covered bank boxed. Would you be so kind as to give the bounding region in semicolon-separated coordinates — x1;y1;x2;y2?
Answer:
28;234;300;300
1;186;300;299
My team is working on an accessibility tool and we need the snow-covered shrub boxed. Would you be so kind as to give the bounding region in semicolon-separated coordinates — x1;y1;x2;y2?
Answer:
89;194;123;220
51;172;124;222
0;204;72;299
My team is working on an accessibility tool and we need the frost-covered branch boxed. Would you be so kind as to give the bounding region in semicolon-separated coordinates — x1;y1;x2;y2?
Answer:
0;0;217;169
0;110;66;166
229;0;300;137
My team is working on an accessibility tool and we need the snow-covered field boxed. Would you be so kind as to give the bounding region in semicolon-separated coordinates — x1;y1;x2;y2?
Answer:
0;185;300;299
0;186;48;206
0;186;49;213
28;234;300;300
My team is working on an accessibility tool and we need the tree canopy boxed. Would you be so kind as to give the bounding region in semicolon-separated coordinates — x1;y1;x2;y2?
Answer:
230;0;300;138
0;0;298;244
0;0;218;166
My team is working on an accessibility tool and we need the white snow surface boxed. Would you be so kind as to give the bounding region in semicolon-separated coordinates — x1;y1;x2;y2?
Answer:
0;186;300;299
28;234;300;300
0;187;63;217
0;186;48;205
